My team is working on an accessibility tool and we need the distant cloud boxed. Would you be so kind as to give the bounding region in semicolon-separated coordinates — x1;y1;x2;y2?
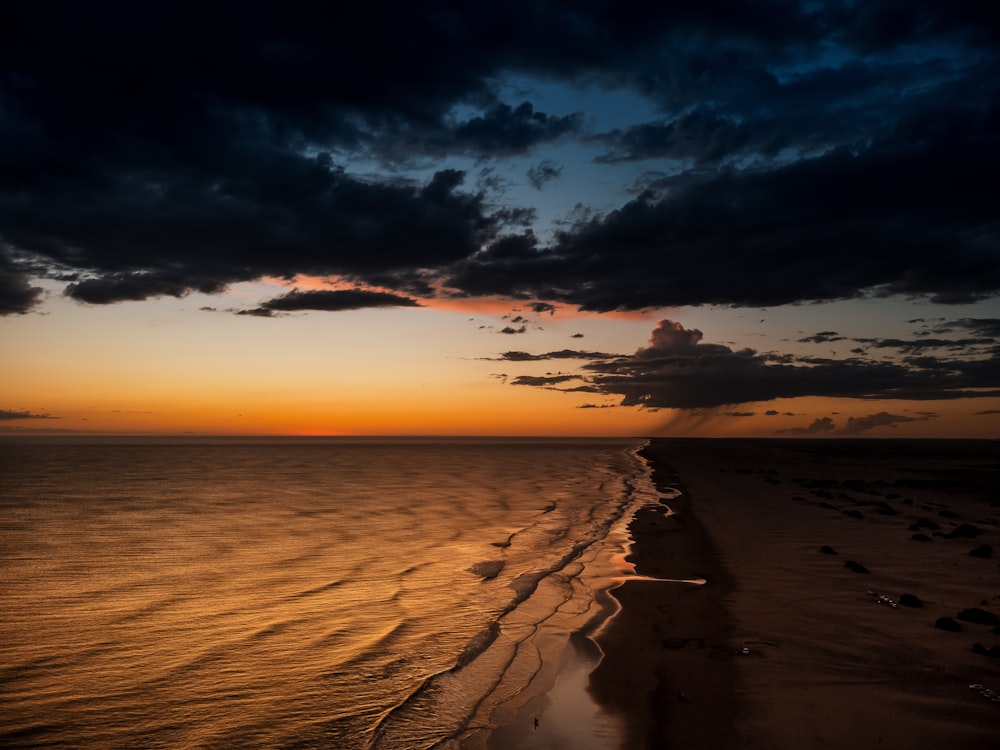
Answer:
527;161;562;190
0;249;46;314
509;374;579;387
799;331;844;344
949;319;1000;338
528;302;557;315
842;411;929;434
499;325;527;335
852;335;996;355
492;349;621;362
0;409;57;420
444;103;582;157
775;411;936;435
502;319;1000;409
244;288;421;315
67;272;226;305
236;307;276;318
594;109;816;166
779;417;836;435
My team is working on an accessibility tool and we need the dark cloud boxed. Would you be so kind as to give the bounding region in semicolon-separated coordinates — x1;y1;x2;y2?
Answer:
510;374;580;387
594;109;810;166
375;104;582;164
932;318;1000;338
19;162;498;304
450;104;581;156
842;411;926;434
828;1;1000;53
245;288;421;315
0;248;46;314
779;416;837;435
527;161;562;190
528;302;557;315
0;409;56;420
0;268;44;315
774;410;936;435
491;349;622;362
503;319;1000;409
499;326;527;335
236;307;276;318
799;331;845;344
451;99;1000;309
1;2;997;312
66;273;227;305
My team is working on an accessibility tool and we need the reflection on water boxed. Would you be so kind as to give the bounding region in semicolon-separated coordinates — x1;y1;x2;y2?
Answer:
0;437;652;749
487;635;620;750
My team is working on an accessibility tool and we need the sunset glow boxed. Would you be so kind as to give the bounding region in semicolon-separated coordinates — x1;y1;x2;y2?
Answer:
1;3;997;438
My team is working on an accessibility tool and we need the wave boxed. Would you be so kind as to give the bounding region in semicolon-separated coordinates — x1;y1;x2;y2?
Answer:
368;444;655;749
1;437;654;750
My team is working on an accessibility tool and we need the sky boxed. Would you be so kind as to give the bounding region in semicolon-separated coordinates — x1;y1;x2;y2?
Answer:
1;0;999;438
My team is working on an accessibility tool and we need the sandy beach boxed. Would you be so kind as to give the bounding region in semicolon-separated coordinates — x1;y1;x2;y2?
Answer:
586;438;1000;749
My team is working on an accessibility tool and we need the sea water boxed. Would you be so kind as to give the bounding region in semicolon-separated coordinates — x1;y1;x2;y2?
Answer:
0;437;659;748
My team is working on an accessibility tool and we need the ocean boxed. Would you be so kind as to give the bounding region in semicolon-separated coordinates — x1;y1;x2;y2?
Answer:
0;437;659;748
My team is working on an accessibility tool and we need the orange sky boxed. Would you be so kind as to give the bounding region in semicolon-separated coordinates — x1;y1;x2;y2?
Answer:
3;281;998;438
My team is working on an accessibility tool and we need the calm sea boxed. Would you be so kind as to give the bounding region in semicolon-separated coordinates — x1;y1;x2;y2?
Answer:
0;437;658;748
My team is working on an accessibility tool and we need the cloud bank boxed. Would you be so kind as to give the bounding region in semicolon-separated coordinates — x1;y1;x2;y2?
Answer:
507;319;1000;409
0;1;996;315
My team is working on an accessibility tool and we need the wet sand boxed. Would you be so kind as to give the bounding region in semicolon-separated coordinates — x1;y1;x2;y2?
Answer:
588;447;738;749
485;438;1000;749
595;438;1000;749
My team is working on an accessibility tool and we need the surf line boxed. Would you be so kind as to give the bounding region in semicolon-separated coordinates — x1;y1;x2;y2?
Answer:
617;575;707;585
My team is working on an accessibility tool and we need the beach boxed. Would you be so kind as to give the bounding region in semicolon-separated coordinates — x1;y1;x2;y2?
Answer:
583;438;1000;749
3;437;998;748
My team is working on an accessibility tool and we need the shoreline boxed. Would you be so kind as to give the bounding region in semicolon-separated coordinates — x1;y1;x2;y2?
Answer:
485;437;1000;749
587;443;740;748
482;440;740;749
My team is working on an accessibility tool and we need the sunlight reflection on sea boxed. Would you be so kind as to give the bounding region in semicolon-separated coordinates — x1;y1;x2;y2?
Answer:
0;437;649;749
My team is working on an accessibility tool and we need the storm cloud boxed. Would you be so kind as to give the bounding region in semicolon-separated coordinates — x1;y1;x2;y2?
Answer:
0;1;996;315
452;106;1000;309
